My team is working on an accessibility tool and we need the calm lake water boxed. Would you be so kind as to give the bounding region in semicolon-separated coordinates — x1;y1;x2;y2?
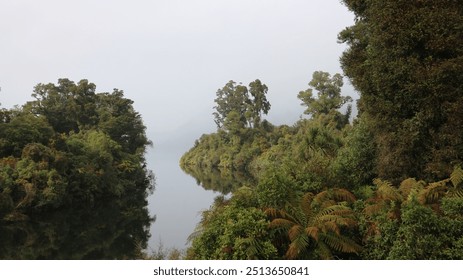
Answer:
146;142;218;252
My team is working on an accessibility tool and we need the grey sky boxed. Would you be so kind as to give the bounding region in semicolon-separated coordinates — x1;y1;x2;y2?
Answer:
1;0;355;144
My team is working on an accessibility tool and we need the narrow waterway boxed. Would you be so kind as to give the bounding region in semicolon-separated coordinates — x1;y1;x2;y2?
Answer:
146;141;218;252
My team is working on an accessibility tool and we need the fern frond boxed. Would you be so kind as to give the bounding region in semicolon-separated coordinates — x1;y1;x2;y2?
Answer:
450;166;463;188
320;199;337;209
240;237;260;260
373;178;391;188
364;202;387;218
286;234;310;259
285;243;300;259
315;204;351;218
187;224;204;243
288;225;304;241
399;178;425;197
318;214;357;229
316;240;334;260
301;192;314;217
330;188;356;203
328;208;356;217
264;208;280;218
269;218;295;229
321;232;362;254
302;192;315;204
447;189;463;198
305;226;319;241
313;188;356;205
375;179;402;202
321;221;341;235
313;190;330;205
419;181;448;204
3;211;29;222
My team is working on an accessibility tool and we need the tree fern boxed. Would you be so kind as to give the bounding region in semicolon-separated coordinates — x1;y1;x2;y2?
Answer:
266;188;360;259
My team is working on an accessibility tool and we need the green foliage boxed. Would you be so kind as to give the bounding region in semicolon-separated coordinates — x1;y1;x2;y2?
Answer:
180;123;280;175
331;116;376;188
387;199;444;260
266;189;361;259
251;118;346;193
340;0;463;183
360;171;463;259
188;192;277;260
181;164;253;194
0;112;54;158
181;1;463;260
29;79;98;133
183;71;352;196
248;79;271;127
450;166;463;188
175;0;463;262
213;79;271;130
256;168;299;209
298;71;352;129
0;79;153;259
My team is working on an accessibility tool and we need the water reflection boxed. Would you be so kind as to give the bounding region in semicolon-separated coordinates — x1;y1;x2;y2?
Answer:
0;200;152;259
181;165;255;194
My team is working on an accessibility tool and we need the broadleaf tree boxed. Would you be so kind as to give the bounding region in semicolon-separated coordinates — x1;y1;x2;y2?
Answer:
339;0;463;182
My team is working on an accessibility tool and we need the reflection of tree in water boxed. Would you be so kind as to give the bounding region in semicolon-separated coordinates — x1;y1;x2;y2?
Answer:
0;199;152;259
181;165;255;194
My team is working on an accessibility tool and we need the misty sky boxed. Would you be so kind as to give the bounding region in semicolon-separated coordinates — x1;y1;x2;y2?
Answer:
1;0;355;146
1;1;357;249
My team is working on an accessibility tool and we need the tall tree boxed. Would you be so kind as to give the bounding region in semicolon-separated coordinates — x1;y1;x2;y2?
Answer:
247;79;271;128
29;79;99;133
213;79;271;131
298;71;352;129
213;81;250;129
339;0;463;182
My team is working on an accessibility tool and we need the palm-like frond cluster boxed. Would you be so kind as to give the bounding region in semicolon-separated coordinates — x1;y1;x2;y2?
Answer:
266;188;361;259
265;166;463;260
361;166;463;247
365;167;463;219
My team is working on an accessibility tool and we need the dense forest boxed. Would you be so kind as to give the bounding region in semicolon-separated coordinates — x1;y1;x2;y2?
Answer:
1;0;463;261
181;0;463;259
0;79;154;259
